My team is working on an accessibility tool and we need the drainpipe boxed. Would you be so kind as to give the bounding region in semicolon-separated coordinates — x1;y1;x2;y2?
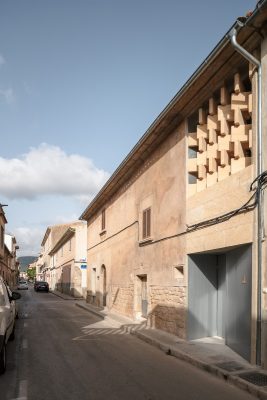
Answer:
228;27;262;365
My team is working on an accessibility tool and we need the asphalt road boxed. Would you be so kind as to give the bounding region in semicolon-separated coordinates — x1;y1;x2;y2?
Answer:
0;286;256;400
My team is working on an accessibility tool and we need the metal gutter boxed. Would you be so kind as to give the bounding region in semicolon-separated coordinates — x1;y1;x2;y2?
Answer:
227;0;266;364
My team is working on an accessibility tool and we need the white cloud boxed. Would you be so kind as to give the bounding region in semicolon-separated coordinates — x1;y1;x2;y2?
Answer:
0;54;5;66
0;143;110;200
0;88;15;104
12;227;43;256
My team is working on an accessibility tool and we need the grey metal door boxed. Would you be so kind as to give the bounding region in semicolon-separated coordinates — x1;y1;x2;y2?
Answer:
188;245;251;361
141;276;148;317
225;245;251;361
188;254;219;340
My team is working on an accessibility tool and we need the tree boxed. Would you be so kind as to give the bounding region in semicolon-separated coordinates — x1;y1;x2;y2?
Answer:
27;266;36;281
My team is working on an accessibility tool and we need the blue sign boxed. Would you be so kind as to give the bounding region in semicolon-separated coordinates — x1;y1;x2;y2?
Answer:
81;264;87;269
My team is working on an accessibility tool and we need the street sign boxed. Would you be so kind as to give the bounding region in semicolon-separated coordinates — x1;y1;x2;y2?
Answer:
80;264;87;269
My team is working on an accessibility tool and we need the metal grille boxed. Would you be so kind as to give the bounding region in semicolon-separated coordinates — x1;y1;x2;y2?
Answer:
238;371;267;386
215;361;246;372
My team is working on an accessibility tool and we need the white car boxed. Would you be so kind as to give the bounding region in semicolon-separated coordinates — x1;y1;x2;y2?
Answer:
17;280;28;290
0;276;21;374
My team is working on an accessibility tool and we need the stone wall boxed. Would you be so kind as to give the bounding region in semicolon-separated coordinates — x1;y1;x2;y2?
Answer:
148;286;186;338
110;284;134;318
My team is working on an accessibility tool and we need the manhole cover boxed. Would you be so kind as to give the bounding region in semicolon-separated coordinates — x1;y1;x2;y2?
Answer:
215;361;246;372
238;371;267;386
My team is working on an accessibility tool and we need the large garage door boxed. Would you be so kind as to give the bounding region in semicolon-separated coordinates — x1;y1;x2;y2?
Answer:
188;245;251;361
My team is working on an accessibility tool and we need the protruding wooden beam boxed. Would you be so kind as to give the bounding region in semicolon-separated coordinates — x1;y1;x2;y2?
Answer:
234;72;245;94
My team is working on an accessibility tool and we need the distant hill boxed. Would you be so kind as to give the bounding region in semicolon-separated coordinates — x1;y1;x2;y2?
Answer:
18;256;38;272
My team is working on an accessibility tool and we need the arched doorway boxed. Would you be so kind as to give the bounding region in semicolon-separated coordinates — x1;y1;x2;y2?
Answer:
100;265;107;307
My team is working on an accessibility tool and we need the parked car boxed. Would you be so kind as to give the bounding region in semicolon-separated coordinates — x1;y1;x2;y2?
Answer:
0;276;21;374
17;280;28;290
34;281;49;292
6;285;19;319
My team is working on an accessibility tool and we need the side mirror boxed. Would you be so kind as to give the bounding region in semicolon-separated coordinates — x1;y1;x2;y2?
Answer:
11;292;21;300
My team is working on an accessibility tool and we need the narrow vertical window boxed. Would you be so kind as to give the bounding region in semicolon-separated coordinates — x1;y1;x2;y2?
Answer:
142;208;151;239
101;209;106;231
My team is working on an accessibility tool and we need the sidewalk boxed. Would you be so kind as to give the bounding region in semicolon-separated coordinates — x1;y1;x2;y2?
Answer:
51;290;267;399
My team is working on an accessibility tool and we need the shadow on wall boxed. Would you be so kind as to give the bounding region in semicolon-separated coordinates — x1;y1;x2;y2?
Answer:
55;265;83;298
86;287;187;339
147;304;186;339
86;290;106;309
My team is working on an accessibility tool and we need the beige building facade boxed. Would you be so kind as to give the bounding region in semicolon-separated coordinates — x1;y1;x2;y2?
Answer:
81;4;267;367
4;234;19;287
0;206;8;282
40;222;87;297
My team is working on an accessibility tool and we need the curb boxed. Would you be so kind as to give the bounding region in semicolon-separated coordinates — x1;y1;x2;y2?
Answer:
132;330;267;400
50;290;84;301
74;301;267;399
75;302;105;319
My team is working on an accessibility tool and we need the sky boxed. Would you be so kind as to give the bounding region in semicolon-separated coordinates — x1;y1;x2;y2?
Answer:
0;0;257;256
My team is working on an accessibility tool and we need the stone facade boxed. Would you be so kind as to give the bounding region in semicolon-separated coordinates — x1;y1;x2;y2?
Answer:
81;8;267;366
148;286;186;338
110;284;134;317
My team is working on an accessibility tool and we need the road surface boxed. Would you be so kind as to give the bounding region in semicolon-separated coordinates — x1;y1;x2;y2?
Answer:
0;286;256;400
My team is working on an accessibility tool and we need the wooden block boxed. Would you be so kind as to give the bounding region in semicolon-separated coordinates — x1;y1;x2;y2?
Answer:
231;157;251;174
234;72;245;94
208;157;218;174
207;143;219;159
248;93;253;115
198;108;207;125
209;97;217;116
197;151;207;166
220;86;230;106
218;135;234;152
233;140;245;159
188;132;198;148
249;129;252;149
218;104;234;136
188;158;197;173
218;165;231;181
207;114;219;144
207;171;218;187
220;150;230;167
197;124;208;139
231;124;251;141
198;164;207;180
231;92;250;126
208;129;218;145
198;136;207;153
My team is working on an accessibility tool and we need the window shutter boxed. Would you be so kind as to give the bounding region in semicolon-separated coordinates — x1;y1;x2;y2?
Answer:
142;207;151;239
102;209;106;231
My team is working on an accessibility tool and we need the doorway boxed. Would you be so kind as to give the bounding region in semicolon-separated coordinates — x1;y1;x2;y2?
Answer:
137;275;148;317
188;245;252;361
100;265;107;307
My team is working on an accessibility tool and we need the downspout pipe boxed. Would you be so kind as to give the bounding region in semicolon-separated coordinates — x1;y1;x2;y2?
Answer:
228;27;262;365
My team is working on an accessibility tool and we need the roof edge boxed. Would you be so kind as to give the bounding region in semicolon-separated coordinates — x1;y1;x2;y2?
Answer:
80;0;267;221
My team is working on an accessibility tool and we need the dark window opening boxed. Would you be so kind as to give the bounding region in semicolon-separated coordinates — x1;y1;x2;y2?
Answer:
142;208;151;239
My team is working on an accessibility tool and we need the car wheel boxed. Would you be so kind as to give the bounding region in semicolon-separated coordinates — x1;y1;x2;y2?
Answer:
0;340;6;375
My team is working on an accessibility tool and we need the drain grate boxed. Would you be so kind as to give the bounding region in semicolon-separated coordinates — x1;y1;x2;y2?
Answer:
215;361;246;372
238;371;267;386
